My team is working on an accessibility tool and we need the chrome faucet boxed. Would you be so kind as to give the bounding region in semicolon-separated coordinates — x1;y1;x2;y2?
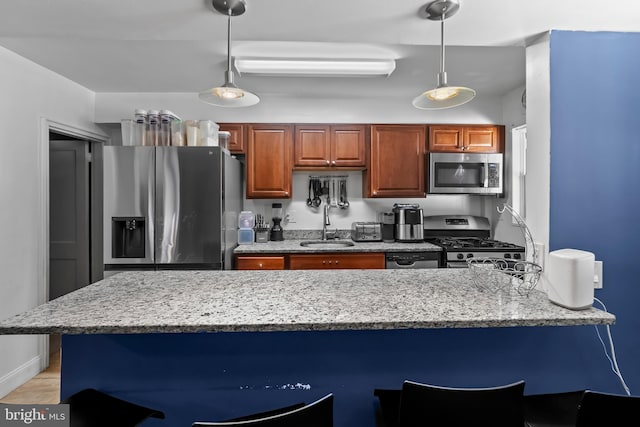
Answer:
322;203;336;240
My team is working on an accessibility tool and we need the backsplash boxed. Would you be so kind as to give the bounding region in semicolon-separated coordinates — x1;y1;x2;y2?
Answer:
243;171;485;231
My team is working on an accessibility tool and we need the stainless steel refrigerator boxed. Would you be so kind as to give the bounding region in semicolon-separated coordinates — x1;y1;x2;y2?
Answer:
103;146;241;270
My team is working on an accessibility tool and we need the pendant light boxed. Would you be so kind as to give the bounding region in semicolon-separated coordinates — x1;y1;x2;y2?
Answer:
412;0;475;110
199;0;259;108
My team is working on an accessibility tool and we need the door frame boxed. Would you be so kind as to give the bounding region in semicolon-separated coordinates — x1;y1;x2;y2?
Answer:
38;118;110;370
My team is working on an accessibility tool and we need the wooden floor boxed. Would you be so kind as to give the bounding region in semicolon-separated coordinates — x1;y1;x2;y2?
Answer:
0;351;60;404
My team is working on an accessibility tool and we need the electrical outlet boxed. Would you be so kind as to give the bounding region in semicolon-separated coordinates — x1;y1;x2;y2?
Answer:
594;260;603;289
534;242;545;268
285;210;297;224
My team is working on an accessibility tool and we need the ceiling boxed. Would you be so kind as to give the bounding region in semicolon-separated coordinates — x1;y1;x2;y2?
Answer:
0;0;639;101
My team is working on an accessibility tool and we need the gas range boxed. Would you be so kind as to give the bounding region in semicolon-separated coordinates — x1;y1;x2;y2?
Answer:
423;215;525;268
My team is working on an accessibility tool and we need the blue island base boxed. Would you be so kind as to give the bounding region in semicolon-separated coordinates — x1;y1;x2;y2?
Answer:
61;327;616;427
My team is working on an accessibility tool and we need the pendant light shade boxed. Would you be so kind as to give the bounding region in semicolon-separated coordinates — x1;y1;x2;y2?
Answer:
413;0;475;110
199;0;259;108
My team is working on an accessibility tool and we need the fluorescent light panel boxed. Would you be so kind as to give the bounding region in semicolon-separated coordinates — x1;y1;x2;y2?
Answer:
234;57;396;77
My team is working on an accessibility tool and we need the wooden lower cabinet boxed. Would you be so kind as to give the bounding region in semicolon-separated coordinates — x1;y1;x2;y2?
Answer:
289;253;385;270
235;255;285;270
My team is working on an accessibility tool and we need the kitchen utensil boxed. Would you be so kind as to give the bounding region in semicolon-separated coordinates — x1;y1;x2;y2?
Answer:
306;179;313;207
312;179;322;207
339;179;349;209
330;180;338;207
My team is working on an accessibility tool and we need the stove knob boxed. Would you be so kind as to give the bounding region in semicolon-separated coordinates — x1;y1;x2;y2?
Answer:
457;253;464;260
504;253;511;258
513;253;521;260
466;253;473;258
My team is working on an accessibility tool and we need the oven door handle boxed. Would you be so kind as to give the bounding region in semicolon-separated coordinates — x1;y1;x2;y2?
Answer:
447;262;469;268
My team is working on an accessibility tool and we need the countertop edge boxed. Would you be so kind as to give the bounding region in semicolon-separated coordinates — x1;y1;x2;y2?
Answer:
0;317;616;335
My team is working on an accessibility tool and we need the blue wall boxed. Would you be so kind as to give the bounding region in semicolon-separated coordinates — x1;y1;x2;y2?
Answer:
549;30;640;395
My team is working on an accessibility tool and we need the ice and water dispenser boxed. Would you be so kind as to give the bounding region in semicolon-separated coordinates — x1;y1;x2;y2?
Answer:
112;217;146;258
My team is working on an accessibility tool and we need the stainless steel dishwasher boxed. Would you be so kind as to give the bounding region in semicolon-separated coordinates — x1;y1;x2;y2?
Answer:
385;252;441;269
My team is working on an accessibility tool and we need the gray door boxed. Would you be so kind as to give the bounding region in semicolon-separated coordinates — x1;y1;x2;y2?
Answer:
49;140;90;300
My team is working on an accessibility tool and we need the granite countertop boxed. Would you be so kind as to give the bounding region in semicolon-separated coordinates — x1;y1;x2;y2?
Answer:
233;239;442;254
0;270;615;335
234;229;442;254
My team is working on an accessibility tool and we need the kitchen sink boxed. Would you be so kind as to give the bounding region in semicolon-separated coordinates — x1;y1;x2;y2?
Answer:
299;240;355;248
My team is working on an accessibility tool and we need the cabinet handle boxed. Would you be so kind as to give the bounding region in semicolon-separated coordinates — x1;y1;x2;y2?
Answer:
285;191;289;196
329;260;332;264
322;260;326;264
258;263;263;268
331;160;336;165
335;260;339;264
326;160;330;165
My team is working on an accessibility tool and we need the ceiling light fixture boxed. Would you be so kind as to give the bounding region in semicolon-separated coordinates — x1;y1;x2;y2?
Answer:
199;0;259;108
234;57;396;77
413;0;475;110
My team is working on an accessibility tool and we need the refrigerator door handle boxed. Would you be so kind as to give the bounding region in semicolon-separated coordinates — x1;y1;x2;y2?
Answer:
156;147;181;263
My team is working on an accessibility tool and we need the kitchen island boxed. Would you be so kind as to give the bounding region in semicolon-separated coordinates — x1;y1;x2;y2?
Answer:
0;270;615;427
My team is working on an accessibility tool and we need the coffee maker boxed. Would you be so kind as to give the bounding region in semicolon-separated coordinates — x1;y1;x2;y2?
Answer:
378;212;395;243
393;204;424;242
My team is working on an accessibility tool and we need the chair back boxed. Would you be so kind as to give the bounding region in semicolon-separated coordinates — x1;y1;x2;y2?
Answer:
576;390;640;427
397;380;525;427
192;393;333;427
61;388;165;427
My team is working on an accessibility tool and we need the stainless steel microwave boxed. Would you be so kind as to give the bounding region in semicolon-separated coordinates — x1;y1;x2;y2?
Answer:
429;152;503;195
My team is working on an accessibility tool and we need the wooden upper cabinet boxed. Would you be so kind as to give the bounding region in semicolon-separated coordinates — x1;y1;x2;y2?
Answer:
331;125;366;167
365;125;426;198
294;125;330;167
293;124;365;168
428;125;504;153
218;123;246;154
246;124;293;199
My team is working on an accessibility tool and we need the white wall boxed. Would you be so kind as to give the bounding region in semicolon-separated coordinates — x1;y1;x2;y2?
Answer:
491;84;527;245
0;46;104;398
95;92;504;125
524;34;551;273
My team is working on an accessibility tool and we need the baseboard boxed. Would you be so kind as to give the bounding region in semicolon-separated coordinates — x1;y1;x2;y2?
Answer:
0;355;41;399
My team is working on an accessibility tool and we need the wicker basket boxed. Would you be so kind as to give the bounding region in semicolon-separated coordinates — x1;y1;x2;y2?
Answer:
467;257;542;296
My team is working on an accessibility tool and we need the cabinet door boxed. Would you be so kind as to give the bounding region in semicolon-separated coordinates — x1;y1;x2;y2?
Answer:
219;123;245;154
367;125;426;198
235;255;285;270
463;125;502;152
289;253;385;269
428;126;463;152
331;125;366;167
294;125;330;167
429;124;504;153
246;124;293;199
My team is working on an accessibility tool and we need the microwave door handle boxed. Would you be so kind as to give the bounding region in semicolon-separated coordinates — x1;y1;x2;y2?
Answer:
481;164;488;187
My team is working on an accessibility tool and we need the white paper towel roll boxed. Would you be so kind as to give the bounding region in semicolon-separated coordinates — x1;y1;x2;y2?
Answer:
547;248;595;310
